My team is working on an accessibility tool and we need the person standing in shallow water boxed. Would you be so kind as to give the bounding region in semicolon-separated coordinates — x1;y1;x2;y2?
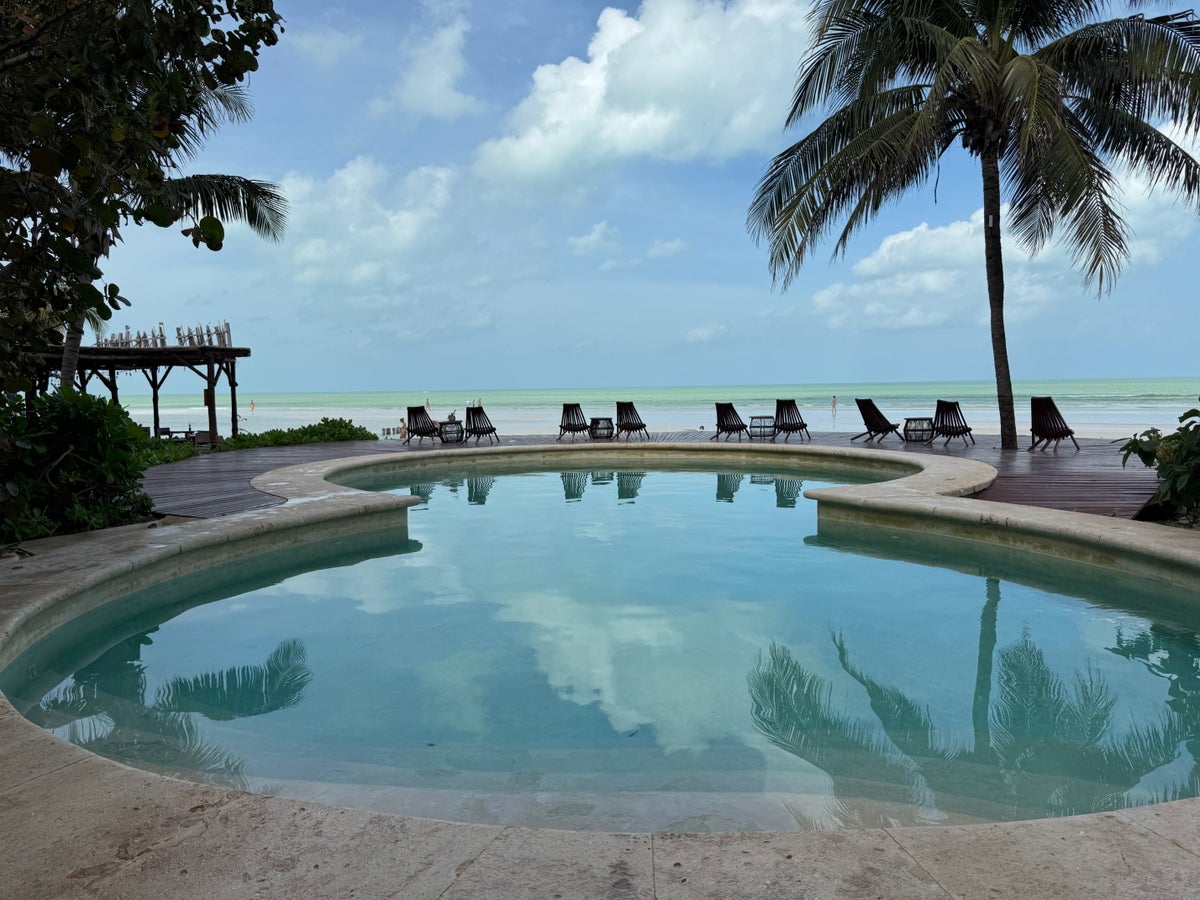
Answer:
832;395;838;422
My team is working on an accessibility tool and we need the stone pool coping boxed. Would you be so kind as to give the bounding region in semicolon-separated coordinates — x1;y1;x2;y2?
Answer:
3;442;1200;898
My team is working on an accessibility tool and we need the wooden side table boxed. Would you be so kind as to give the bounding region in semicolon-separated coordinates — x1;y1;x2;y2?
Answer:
439;420;465;444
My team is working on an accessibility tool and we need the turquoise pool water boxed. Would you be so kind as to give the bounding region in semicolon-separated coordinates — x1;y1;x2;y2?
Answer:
3;464;1199;833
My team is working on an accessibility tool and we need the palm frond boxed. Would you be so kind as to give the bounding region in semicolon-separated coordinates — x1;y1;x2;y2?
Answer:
161;174;288;242
1046;15;1200;129
748;642;925;811
749;86;944;285
167;85;256;161
152;638;311;720
833;631;965;762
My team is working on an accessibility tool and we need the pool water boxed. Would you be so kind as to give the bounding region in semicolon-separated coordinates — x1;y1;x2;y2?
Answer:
3;464;1200;833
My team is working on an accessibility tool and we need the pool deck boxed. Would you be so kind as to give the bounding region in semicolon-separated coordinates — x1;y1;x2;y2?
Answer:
142;429;1158;520
3;436;1200;899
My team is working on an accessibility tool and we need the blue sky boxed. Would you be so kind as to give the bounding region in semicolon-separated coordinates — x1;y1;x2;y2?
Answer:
101;0;1200;394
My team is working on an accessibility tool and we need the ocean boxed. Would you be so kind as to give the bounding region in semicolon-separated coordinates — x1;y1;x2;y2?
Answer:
119;377;1199;440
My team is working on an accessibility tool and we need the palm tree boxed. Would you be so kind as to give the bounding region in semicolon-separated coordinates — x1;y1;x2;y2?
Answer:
58;85;287;388
749;630;1195;826
748;0;1200;448
28;632;312;790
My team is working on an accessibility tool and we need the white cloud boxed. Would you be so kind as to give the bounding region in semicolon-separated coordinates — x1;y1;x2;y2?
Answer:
282;157;457;289
809;206;1103;331
474;0;809;183
289;28;364;68
1113;123;1200;265
594;236;687;270
685;322;727;343
805;121;1200;334
371;16;484;121
647;238;687;258
568;221;620;255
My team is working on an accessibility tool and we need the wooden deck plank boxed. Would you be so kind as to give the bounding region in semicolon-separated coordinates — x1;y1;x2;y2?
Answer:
141;431;1160;521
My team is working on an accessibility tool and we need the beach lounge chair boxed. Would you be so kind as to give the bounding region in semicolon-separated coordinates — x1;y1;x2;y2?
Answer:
558;403;589;441
561;471;588;501
615;401;648;440
465;405;498;444
1029;396;1079;451
467;475;495;505
774;477;804;508
929;399;975;445
712;402;749;441
773;399;811;442
852;398;901;442
716;472;743;501
408;481;437;503
405;406;440;445
617;471;646;500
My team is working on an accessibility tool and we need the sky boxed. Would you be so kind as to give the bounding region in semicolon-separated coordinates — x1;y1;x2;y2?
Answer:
100;0;1200;395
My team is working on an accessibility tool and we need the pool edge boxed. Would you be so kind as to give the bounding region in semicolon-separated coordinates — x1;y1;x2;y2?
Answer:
3;442;1200;898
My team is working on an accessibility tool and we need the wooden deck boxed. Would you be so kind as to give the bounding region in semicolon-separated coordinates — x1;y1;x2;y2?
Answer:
141;430;1159;520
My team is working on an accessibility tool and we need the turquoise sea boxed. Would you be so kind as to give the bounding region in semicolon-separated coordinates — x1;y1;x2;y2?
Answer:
120;377;1199;439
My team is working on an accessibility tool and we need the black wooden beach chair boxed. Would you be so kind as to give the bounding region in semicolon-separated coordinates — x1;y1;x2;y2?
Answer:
773;399;811;442
615;401;648;440
852;398;901;442
1029;396;1079;451
712;402;749;441
929;399;975;445
558;403;589;441
405;405;440;445
464;405;498;444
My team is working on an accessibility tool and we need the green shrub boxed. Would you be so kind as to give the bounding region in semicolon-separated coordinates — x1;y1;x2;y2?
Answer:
140;436;199;466
216;417;377;451
1121;400;1200;523
2;389;155;545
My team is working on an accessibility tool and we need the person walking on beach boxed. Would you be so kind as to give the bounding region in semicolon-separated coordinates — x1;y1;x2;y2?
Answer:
831;395;838;419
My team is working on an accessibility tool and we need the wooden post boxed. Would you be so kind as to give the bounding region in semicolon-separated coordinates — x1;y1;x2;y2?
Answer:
205;360;218;437
141;365;174;435
227;358;240;437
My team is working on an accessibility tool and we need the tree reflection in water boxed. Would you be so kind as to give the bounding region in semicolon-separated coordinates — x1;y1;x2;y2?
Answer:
748;578;1199;828
26;632;312;791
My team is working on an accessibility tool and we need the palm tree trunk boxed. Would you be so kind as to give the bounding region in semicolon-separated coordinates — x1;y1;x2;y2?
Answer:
59;310;86;391
981;147;1017;449
971;577;1000;752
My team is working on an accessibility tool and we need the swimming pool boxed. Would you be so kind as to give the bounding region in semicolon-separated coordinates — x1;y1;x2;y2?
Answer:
3;460;1199;833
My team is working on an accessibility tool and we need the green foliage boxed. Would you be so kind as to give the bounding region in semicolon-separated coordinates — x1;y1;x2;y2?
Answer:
1121;401;1200;523
1;390;155;545
1;0;284;390
216;418;378;451
141;436;199;466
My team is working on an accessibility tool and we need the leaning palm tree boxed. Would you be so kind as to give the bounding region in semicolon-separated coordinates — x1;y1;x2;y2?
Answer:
748;0;1200;448
58;84;287;387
